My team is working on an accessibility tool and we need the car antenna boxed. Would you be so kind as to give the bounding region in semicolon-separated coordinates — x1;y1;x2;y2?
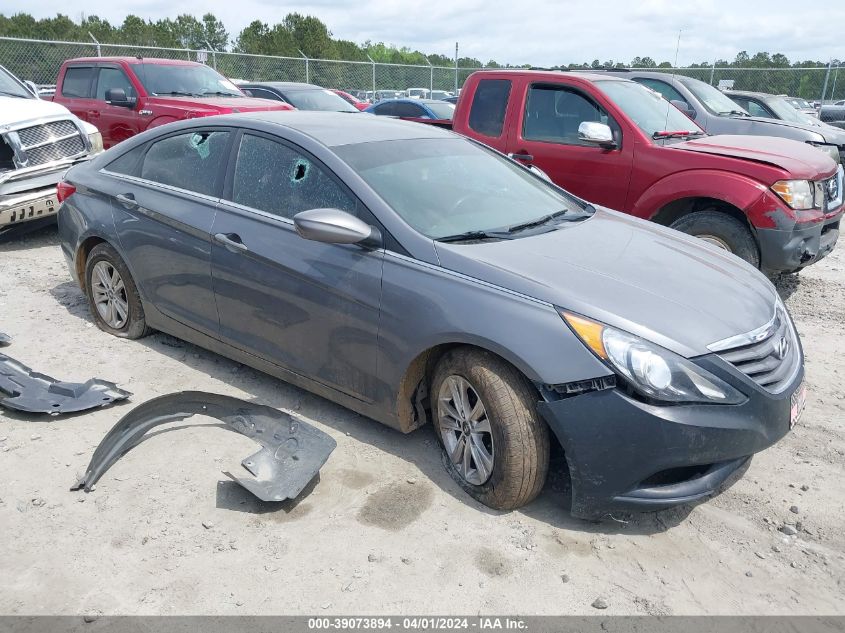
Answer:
663;29;683;133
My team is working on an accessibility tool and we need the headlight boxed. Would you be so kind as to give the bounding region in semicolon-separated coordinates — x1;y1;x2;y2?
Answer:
87;131;104;154
809;142;841;164
561;311;746;405
771;180;816;210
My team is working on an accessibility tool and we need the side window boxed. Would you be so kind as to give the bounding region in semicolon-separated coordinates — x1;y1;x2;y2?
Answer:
230;133;356;220
105;144;146;176
468;79;511;138
245;87;284;102
636;78;686;104
523;85;618;146
96;67;136;101
140;130;230;196
745;99;774;118
394;102;426;118
61;67;94;98
373;102;396;116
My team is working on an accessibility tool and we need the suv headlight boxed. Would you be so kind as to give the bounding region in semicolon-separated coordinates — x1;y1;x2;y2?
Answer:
87;131;104;154
809;142;841;164
561;311;746;405
771;180;817;210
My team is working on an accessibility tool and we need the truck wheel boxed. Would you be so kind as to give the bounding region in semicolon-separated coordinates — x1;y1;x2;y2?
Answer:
84;243;150;339
671;210;760;268
431;348;549;511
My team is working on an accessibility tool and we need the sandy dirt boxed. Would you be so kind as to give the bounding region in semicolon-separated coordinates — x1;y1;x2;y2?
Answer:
0;225;843;616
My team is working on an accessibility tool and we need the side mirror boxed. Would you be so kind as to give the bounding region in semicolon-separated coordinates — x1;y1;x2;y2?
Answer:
23;80;40;98
293;208;381;249
578;121;617;148
671;99;696;120
106;88;135;108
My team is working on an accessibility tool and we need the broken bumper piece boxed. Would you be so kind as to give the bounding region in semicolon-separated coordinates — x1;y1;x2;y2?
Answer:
0;332;10;347
72;391;337;502
0;352;130;415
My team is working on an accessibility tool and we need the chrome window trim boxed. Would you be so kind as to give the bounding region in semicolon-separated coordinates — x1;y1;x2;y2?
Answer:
100;169;222;204
216;198;296;226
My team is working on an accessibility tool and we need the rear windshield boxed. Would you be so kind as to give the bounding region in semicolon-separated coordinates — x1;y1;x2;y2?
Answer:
426;102;456;119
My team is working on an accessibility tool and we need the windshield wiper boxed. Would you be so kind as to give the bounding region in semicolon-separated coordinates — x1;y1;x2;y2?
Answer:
200;91;243;97
436;230;512;243
653;130;705;139
504;209;569;234
718;110;749;117
153;91;202;97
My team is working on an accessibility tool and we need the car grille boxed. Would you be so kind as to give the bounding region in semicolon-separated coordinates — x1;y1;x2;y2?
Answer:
15;120;86;168
714;306;800;394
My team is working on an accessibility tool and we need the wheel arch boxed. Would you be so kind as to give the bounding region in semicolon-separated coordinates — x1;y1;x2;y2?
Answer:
650;196;758;239
75;235;109;293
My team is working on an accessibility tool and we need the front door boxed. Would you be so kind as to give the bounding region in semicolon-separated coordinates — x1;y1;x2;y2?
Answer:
211;131;383;402
506;82;633;211
93;65;143;147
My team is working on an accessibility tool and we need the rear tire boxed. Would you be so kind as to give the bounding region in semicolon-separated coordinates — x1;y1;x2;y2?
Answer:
431;348;549;511
84;243;150;339
670;210;760;268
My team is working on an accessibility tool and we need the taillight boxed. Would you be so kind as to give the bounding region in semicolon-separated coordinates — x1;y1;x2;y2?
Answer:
56;180;76;203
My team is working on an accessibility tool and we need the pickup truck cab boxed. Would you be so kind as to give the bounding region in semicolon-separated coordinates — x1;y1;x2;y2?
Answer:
454;70;844;274
1;64;102;234
52;57;293;148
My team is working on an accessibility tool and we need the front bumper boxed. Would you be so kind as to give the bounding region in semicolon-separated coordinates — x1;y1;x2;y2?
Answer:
537;355;802;519
0;186;59;228
757;208;842;274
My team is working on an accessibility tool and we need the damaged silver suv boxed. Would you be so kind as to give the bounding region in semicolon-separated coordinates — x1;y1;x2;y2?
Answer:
57;112;805;519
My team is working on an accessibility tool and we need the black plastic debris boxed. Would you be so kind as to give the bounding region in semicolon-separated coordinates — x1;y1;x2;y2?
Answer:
0;352;131;415
72;391;337;502
0;333;10;347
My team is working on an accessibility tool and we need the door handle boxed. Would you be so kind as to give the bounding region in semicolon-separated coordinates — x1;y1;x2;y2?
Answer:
508;152;534;162
213;232;248;253
115;193;138;209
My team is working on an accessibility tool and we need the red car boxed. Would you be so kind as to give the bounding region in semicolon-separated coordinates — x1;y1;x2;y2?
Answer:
51;57;293;148
453;70;843;274
330;89;370;111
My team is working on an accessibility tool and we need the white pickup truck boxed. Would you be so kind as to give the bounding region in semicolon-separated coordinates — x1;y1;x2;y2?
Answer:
1;64;103;234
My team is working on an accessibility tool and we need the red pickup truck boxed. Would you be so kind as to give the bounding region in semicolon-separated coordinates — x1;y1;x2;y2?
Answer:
453;70;844;274
51;57;293;148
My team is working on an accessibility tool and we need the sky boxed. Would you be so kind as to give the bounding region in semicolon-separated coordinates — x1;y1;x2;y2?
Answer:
7;0;845;66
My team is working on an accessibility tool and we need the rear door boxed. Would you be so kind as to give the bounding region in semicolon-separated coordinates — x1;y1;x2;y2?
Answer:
106;127;233;336
210;131;384;401
93;64;143;147
505;81;633;210
57;65;98;124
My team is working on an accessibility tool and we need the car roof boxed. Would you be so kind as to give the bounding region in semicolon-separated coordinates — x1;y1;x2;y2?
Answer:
232;110;454;146
64;56;205;66
726;90;776;100
473;69;631;83
240;81;323;91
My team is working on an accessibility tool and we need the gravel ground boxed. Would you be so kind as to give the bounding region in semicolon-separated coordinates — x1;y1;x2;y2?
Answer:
0;225;843;616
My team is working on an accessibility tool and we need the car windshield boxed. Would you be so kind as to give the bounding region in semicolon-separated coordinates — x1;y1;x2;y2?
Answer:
788;97;812;109
135;63;242;97
336;138;590;240
0;65;33;98
282;88;358;112
597;79;704;138
681;78;749;116
426;102;456;119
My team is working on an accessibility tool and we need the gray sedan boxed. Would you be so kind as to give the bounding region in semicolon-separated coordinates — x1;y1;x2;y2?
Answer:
57;112;803;519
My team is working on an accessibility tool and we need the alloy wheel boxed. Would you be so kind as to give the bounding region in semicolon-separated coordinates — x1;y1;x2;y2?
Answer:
697;234;733;252
437;375;495;485
91;260;129;329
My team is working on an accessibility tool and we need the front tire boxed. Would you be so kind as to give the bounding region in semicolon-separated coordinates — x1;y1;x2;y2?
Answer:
670;210;760;268
84;242;150;339
431;348;549;511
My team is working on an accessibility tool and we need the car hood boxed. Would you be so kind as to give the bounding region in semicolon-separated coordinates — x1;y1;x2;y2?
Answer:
0;95;74;123
670;134;837;179
434;209;778;358
145;96;294;113
728;113;845;146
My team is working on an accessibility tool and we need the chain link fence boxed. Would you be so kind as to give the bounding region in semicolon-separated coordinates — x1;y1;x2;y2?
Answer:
1;36;842;103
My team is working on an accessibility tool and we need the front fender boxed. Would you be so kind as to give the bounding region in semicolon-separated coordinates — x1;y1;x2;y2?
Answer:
631;169;769;224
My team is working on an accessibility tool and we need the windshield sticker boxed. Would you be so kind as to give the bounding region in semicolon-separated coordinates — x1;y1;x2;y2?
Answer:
189;133;211;159
290;159;310;183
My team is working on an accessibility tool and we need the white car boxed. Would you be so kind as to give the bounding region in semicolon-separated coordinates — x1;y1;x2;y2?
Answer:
0;65;102;233
406;87;430;99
